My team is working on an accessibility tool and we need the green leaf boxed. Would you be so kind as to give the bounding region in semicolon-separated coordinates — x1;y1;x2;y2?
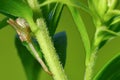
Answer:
68;6;91;64
68;0;90;13
40;0;88;37
94;27;120;50
93;53;120;80
47;3;63;36
110;16;120;25
39;1;64;36
104;10;120;22
40;0;57;14
88;0;108;17
94;21;120;50
53;32;67;67
40;0;89;36
0;17;8;29
15;36;41;80
0;0;32;19
88;0;102;27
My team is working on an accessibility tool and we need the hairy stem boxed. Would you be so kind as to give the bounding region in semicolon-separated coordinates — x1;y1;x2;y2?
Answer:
84;27;103;80
26;0;67;78
84;50;97;80
28;18;68;80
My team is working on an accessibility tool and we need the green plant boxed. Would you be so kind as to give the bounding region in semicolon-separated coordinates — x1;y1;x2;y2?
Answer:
0;0;120;80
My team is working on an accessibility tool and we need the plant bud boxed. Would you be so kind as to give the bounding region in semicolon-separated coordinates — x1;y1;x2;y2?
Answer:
97;0;108;17
108;0;118;10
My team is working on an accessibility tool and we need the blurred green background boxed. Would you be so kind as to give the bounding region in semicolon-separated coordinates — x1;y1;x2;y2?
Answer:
1;1;120;80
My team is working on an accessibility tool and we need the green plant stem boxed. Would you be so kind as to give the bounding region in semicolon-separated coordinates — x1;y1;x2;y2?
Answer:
27;0;42;19
27;1;67;79
84;27;104;80
84;49;97;80
36;19;67;80
27;18;68;80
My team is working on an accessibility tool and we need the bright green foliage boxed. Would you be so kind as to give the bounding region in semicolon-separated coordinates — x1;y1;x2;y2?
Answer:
1;0;120;80
0;0;67;80
0;0;33;19
89;0;120;50
88;0;120;79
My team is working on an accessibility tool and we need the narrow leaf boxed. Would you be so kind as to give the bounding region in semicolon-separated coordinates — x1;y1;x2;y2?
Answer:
0;0;32;19
53;32;67;67
15;36;41;80
0;17;8;29
94;22;120;50
94;28;120;49
47;3;63;36
68;6;91;64
68;0;90;13
39;1;64;36
94;53;120;80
